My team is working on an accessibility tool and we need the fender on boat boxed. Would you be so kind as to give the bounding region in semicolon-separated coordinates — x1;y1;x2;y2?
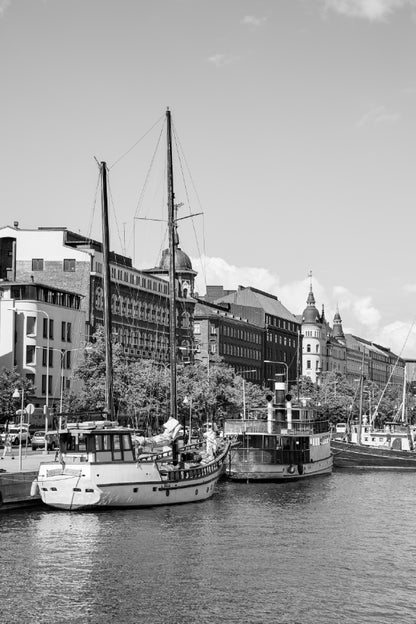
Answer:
30;480;39;497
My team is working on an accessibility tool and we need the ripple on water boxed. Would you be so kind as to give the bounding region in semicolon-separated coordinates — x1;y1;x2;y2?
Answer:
2;472;416;623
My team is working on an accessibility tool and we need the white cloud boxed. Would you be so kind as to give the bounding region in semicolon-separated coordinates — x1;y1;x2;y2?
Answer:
374;320;416;358
193;254;402;338
207;54;239;67
404;283;416;293
357;105;400;128
241;15;267;27
321;0;416;21
0;0;11;18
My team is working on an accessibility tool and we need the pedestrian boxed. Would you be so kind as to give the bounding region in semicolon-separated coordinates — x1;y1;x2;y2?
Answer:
1;433;14;459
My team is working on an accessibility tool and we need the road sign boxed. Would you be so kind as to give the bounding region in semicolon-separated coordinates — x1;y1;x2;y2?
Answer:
26;403;35;415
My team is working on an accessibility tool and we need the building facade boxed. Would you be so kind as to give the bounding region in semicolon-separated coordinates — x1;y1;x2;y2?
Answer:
0;280;85;409
0;224;196;364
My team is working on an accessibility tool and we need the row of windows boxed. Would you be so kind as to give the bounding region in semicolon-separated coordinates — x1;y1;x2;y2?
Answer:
95;288;170;325
222;344;261;360
306;344;319;353
106;265;168;295
26;347;73;369
222;325;261;344
112;325;170;350
304;330;320;338
265;315;298;333
267;333;297;348
26;318;72;343
32;258;76;272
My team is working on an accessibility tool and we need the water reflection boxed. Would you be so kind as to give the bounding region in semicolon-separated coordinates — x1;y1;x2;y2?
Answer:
2;473;416;623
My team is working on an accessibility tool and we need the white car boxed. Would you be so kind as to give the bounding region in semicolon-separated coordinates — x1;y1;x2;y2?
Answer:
0;425;31;446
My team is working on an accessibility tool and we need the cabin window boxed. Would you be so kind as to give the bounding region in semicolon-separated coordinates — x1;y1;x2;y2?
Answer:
95;435;104;451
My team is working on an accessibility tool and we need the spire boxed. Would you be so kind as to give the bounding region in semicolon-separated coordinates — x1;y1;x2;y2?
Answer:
333;304;345;339
302;270;320;324
306;270;315;306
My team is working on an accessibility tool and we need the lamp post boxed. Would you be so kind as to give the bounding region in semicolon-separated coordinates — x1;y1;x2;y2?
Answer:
264;360;289;392
12;387;25;471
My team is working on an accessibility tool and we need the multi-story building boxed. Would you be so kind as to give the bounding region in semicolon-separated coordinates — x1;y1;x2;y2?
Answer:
0;280;85;410
193;299;264;383
0;223;196;364
300;280;405;388
208;285;302;387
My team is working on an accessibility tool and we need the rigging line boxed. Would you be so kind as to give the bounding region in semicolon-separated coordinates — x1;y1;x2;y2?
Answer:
87;169;102;240
107;174;125;257
372;317;416;422
127;123;166;264
133;122;166;221
109;113;165;170
172;124;206;282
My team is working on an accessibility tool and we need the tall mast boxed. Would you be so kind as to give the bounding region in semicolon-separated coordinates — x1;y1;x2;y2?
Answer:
100;161;115;420
166;109;177;421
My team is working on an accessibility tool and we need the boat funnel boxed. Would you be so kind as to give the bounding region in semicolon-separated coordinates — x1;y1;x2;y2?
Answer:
274;374;286;423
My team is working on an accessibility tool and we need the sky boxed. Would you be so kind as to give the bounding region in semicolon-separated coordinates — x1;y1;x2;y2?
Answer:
1;0;416;357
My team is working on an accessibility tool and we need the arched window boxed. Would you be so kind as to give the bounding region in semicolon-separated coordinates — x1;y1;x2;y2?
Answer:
307;344;311;353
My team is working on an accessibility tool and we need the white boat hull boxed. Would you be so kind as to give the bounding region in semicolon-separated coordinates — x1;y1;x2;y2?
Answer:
34;447;229;510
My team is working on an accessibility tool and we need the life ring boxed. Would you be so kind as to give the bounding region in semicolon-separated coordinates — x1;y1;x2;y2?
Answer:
287;465;296;474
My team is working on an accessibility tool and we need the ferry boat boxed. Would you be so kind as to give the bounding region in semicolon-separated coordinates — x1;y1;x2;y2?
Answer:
224;375;333;481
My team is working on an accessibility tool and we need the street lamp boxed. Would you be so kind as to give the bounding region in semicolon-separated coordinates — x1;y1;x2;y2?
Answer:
12;387;25;471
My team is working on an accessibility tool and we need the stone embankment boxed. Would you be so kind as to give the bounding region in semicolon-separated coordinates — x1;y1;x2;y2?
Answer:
0;452;54;511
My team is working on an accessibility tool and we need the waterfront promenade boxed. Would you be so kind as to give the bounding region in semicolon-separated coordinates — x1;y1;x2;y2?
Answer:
0;451;54;511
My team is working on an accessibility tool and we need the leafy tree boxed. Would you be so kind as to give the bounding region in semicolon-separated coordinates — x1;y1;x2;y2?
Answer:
0;367;34;425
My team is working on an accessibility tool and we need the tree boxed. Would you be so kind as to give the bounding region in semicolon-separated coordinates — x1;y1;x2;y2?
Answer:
0;367;34;425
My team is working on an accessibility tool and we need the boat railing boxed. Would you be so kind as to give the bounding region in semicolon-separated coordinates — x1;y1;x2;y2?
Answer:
224;419;329;436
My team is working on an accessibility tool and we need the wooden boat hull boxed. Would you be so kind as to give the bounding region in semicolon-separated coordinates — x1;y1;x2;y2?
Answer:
226;454;333;482
33;444;230;510
331;440;416;469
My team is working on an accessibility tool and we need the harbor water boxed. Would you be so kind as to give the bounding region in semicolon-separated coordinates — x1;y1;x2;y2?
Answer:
1;470;416;624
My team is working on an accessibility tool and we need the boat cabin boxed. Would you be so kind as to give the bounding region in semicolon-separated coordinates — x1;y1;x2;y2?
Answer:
59;428;136;463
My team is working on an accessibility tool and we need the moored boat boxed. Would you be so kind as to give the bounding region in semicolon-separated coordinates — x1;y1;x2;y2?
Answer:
331;418;416;469
223;374;333;481
331;369;416;469
32;108;229;509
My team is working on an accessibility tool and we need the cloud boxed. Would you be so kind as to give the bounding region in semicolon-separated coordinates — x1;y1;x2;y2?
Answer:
0;0;11;18
207;53;240;67
356;105;400;127
321;0;416;21
404;283;416;293
374;320;416;359
241;15;267;27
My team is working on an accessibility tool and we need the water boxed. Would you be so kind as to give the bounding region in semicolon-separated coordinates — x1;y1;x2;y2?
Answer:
1;471;416;624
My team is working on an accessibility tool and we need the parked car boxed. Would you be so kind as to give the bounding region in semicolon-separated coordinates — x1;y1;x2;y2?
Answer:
0;425;31;446
31;431;59;451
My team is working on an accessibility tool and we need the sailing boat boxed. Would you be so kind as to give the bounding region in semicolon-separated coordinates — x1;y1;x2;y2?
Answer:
331;369;416;469
31;109;230;510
